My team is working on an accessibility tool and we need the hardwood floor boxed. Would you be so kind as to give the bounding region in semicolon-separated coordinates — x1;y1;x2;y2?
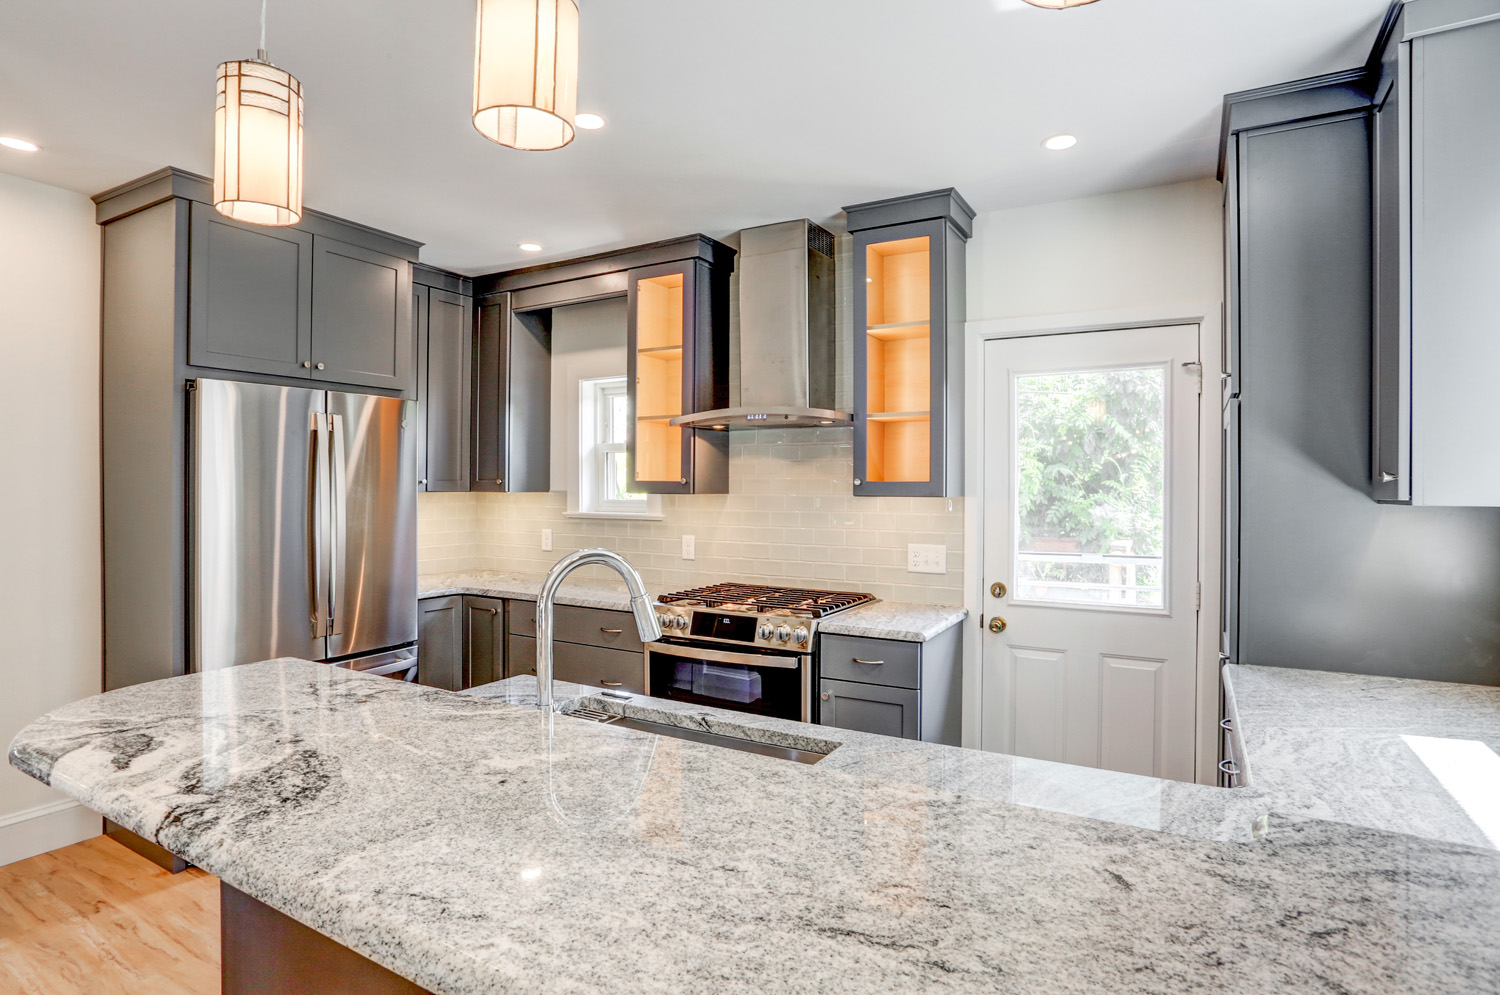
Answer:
0;836;219;995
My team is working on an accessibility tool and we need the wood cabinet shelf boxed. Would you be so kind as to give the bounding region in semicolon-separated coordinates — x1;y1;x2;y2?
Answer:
867;411;931;422
867;320;931;338
637;345;684;359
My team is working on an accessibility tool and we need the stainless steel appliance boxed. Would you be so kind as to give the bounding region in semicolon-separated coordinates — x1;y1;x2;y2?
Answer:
647;583;877;721
192;378;418;675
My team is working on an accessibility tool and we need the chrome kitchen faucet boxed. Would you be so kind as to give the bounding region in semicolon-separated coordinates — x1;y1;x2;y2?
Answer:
535;549;662;712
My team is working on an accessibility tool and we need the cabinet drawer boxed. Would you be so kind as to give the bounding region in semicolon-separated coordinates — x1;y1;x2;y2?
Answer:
507;601;642;652
507;634;644;693
819;634;920;690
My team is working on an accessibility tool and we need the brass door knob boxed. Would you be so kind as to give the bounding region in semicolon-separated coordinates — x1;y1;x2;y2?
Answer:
990;582;1007;599
989;616;1007;634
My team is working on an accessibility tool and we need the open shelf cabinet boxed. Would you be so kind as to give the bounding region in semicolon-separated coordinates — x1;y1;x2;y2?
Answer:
847;189;972;497
626;259;729;493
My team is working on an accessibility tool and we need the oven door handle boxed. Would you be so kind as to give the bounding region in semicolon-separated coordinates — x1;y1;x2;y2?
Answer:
647;641;804;670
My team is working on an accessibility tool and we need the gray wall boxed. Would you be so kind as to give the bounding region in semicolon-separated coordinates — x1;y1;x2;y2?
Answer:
1236;114;1500;686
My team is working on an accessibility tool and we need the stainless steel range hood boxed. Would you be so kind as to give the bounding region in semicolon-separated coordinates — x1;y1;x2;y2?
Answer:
672;219;850;430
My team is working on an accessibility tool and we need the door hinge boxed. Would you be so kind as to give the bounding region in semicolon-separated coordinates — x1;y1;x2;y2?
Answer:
1182;361;1203;393
1195;581;1202;611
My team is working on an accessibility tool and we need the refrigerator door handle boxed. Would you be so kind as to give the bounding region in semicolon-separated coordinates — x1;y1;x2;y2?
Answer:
329;412;348;637
310;411;332;639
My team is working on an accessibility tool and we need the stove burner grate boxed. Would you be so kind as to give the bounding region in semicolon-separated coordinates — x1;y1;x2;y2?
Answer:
657;583;876;618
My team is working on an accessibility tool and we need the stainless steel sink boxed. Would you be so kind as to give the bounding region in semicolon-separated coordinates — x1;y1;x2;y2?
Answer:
565;705;827;765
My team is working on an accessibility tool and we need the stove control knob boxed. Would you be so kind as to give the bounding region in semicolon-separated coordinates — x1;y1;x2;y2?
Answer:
656;613;671;629
673;615;689;630
775;625;792;643
758;623;774;641
792;627;809;645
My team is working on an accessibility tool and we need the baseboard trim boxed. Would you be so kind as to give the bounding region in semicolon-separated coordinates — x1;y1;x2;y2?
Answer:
0;798;101;867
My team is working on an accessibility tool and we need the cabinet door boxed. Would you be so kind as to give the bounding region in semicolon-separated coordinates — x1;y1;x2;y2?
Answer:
188;202;313;378
852;218;951;497
417;596;463;691
627;260;696;494
421;288;473;492
818;679;919;740
506;632;538;679
414;285;429;491
473;296;550;492
311;236;414;393
465;596;505;689
1371;44;1411;503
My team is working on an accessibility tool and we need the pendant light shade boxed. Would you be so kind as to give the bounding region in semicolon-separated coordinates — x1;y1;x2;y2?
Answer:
1022;0;1101;7
473;0;579;151
214;56;304;226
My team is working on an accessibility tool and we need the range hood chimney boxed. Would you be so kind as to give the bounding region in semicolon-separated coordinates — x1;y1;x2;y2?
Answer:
672;219;849;430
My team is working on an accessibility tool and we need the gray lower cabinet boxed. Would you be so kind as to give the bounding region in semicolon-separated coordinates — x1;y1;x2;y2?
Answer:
465;597;505;688
311;236;413;393
819;680;919;741
506;634;644;693
816;628;961;745
417;596;464;692
188;202;314;379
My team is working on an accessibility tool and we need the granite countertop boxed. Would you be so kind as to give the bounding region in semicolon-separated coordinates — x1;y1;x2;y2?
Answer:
1224;664;1500;850
12;659;1500;994
418;569;967;643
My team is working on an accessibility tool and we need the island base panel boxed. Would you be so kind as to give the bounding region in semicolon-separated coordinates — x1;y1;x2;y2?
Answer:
105;818;187;874
222;883;433;995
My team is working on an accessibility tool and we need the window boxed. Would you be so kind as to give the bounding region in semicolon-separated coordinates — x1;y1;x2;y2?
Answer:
576;376;658;517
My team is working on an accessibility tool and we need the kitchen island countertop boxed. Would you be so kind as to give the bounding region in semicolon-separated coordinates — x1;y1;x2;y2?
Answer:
418;569;967;642
10;659;1500;994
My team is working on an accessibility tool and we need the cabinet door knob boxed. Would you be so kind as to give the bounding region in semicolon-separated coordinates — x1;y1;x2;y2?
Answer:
302;360;311;368
1380;471;1398;483
820;692;830;701
315;362;325;370
417;478;428;485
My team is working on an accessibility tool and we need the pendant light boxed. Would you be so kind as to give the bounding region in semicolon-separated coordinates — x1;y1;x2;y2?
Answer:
1021;0;1101;7
472;0;579;151
213;0;304;226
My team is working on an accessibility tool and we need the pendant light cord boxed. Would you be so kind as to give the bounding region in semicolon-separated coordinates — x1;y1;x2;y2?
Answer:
257;0;268;62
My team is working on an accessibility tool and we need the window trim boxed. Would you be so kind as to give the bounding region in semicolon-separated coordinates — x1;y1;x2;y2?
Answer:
573;375;662;520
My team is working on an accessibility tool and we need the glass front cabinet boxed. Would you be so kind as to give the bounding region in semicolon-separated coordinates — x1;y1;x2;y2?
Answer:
847;190;973;497
626;256;730;494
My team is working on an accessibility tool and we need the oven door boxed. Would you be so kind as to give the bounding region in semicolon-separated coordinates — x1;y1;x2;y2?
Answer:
646;641;811;722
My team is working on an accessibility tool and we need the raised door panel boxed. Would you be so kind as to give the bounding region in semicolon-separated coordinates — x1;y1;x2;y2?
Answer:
311;237;413;393
417;596;463;692
188;202;313;378
424;289;473;492
1099;655;1167;778
818;679;919;740
472;299;506;490
472;297;550;493
465;596;505;689
506;632;538;679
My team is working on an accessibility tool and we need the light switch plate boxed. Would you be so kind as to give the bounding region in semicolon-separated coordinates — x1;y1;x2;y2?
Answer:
541;529;553;552
907;543;947;574
682;534;696;560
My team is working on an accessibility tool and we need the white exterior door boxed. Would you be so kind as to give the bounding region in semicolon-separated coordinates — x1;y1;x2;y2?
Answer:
979;325;1201;782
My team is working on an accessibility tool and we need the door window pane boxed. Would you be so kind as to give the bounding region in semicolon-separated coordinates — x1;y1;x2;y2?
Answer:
1014;366;1166;609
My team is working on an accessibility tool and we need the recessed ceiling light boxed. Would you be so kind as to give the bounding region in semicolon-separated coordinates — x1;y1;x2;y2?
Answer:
518;242;543;252
574;113;605;130
0;136;40;152
1043;134;1078;151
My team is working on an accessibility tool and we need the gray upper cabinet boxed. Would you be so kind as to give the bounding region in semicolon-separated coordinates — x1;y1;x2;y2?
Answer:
188;203;313;378
413;269;473;493
1372;1;1500;506
311;237;413;393
845;190;973;498
473;294;551;492
626;258;730;495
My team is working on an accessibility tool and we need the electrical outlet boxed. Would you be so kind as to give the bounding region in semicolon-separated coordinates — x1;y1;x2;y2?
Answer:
541;529;553;552
682;534;696;561
907;543;947;575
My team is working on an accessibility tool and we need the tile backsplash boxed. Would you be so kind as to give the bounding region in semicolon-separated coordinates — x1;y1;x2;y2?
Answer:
417;427;965;604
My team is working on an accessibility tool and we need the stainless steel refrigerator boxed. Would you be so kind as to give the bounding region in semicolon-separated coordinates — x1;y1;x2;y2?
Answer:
192;378;418;677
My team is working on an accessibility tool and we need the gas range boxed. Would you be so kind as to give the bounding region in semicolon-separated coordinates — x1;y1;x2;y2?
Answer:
654;583;877;651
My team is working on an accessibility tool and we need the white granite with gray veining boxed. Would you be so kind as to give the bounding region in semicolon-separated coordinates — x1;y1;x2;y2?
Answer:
418;570;966;642
1224;664;1500;850
11;659;1500;995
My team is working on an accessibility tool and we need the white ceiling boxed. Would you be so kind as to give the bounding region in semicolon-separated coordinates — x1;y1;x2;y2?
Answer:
0;0;1389;274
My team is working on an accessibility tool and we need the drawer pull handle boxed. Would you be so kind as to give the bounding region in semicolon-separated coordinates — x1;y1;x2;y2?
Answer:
600;628;624;635
478;607;499;615
600;680;624;687
851;658;884;666
1218;759;1239;776
1220;718;1233;731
